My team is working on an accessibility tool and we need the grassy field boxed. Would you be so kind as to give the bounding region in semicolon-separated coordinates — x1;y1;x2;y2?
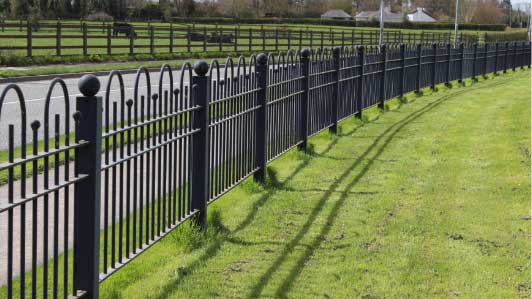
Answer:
84;69;532;298
0;20;506;58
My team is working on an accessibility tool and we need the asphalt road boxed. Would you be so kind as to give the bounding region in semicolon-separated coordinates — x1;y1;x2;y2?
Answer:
0;68;193;151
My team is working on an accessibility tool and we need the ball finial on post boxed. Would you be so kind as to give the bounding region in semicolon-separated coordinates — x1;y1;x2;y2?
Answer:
301;48;311;59
257;53;268;66
78;74;101;97
194;60;209;76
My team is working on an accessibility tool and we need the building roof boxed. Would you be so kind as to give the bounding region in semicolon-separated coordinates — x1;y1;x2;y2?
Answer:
407;7;436;22
355;7;402;22
321;10;352;19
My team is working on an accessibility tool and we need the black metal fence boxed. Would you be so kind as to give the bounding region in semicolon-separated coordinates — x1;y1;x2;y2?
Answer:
0;41;530;299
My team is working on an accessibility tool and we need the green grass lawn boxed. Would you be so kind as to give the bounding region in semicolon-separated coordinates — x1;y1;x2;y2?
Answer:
90;70;531;298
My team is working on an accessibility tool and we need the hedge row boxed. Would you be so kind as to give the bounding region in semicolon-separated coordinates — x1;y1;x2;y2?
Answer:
484;31;529;43
172;17;507;31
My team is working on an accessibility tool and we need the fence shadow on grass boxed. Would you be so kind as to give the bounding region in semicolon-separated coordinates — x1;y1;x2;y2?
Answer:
248;79;510;299
149;120;361;299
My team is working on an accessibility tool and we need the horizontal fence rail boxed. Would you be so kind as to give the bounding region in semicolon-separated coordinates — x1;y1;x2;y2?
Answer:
0;20;485;58
0;41;530;299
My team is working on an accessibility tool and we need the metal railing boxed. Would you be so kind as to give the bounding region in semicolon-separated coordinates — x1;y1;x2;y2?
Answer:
0;41;530;299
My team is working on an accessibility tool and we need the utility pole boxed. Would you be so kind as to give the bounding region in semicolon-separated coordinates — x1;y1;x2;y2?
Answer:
454;0;459;47
379;0;384;47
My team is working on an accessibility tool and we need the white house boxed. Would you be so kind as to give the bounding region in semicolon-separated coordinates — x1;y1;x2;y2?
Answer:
321;10;352;20
355;7;402;23
407;7;436;22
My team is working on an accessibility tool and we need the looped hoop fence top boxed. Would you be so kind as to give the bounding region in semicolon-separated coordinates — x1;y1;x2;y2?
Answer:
0;41;530;299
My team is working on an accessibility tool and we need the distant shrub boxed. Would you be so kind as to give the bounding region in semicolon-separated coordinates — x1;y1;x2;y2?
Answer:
86;12;114;22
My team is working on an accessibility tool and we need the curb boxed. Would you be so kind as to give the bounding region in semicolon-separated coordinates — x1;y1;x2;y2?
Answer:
0;67;162;84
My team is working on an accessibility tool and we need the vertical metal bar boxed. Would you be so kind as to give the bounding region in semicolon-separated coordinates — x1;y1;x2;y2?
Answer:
254;53;268;183
234;27;238;52
472;43;478;80
330;47;340;134
248;28;252;52
299;49;311;151
262;27;265;51
204;27;207;52
187;26;191;53
191;61;210;228
379;44;387;109
73;75;103;299
355;46;364;119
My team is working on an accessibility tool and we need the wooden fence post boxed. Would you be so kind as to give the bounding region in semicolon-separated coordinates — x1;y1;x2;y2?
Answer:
169;24;174;53
56;21;62;56
150;26;155;55
26;21;32;57
82;23;88;56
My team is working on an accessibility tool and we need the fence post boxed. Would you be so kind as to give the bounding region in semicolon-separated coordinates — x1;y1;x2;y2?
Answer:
471;43;478;81
458;43;464;84
261;27;265;51
274;28;279;51
355;46;365;119
431;43;437;90
399;44;406;98
129;27;134;55
288;31;291;50
416;44;422;93
248;28;252;52
310;31;313;49
254;53;268;183
82;23;88;56
503;42;509;73
330;47;340;134
494;43;499;75
521;41;526;70
56;21;62;56
190;61;210;228
234;27;238;52
26;21;32;57
169;24;174;53
299;29;303;50
320;31;324;49
73;75;103;299
106;25;112;56
186;26;191;53
512;42;517;72
379;44;387;110
299;49;311;152
445;43;451;87
150;26;155;55
483;43;489;78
